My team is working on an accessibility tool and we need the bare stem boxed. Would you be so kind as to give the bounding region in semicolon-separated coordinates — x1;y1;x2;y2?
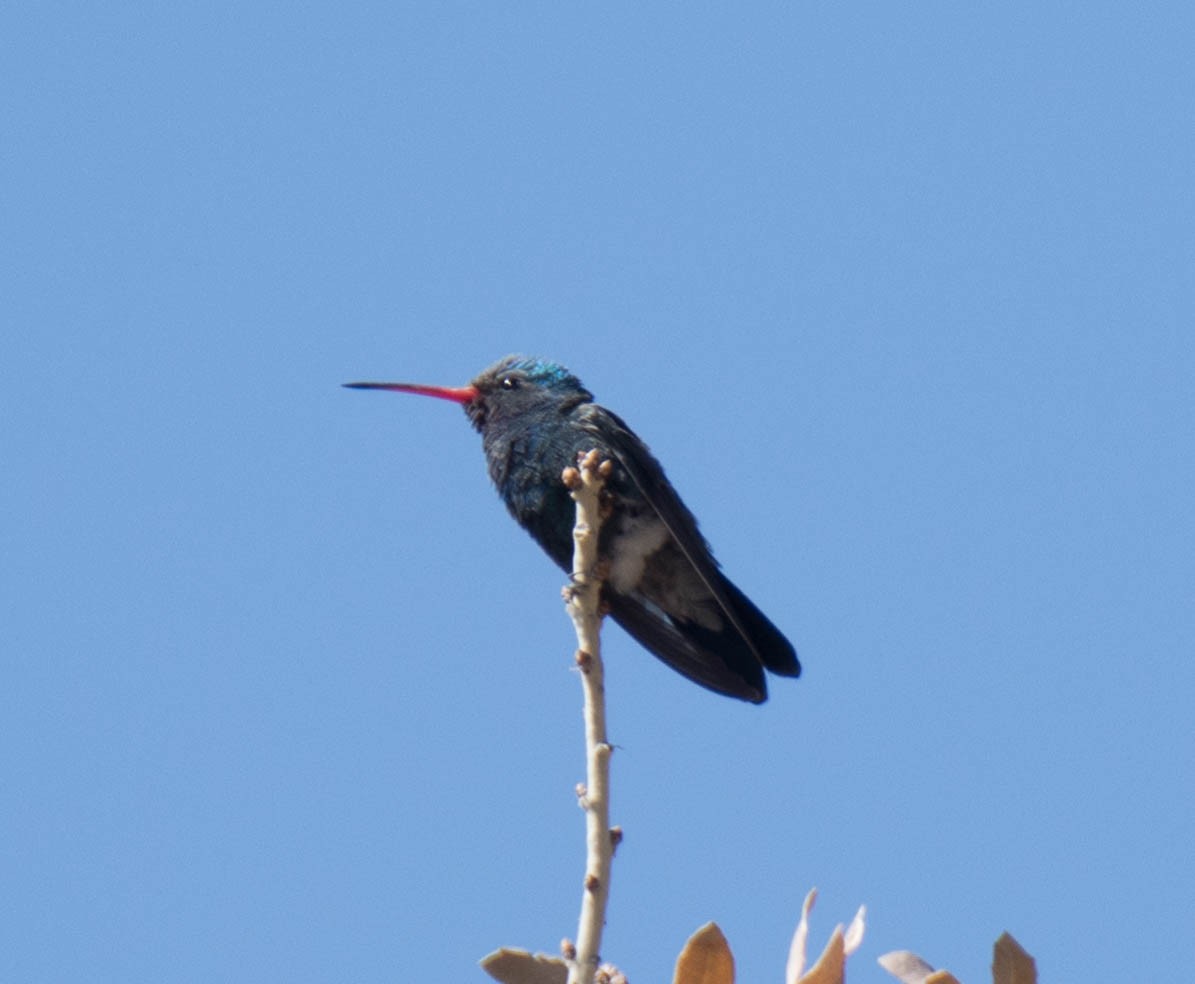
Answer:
562;450;615;984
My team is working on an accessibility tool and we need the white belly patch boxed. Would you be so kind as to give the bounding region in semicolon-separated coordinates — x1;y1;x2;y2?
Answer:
606;514;670;594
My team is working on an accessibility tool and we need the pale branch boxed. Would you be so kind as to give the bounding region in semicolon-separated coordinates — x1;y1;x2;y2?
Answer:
561;450;617;984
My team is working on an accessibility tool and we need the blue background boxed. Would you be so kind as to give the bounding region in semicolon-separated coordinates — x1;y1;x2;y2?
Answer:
4;4;1192;982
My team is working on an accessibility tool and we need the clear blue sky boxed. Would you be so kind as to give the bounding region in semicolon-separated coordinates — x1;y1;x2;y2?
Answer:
4;4;1192;982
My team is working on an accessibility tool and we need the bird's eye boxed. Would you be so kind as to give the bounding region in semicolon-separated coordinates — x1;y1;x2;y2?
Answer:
501;376;519;390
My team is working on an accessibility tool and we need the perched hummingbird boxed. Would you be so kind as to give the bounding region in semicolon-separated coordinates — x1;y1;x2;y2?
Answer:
345;355;800;703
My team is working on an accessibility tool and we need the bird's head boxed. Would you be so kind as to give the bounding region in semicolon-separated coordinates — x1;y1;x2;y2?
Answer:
344;355;593;432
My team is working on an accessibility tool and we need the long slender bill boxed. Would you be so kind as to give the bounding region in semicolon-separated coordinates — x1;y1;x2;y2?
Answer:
343;381;480;404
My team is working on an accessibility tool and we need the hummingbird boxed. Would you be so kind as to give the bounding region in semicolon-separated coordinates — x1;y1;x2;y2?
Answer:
345;355;800;703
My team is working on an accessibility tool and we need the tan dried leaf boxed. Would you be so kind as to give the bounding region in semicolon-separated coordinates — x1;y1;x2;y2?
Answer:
673;922;735;984
785;888;818;983
787;890;865;984
798;926;845;984
992;932;1036;984
843;907;866;956
480;947;569;984
877;950;933;983
876;951;961;984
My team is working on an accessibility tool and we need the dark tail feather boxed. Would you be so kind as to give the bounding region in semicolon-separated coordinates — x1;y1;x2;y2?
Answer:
605;592;768;703
717;574;801;678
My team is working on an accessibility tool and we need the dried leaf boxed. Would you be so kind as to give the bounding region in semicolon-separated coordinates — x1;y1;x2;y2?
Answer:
992;932;1036;984
480;947;569;984
877;951;938;984
674;922;735;984
787;890;865;984
785;888;818;983
798;926;845;984
843;907;866;956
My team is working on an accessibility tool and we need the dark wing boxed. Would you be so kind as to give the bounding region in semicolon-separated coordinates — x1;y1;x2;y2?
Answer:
604;590;767;701
578;406;800;689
